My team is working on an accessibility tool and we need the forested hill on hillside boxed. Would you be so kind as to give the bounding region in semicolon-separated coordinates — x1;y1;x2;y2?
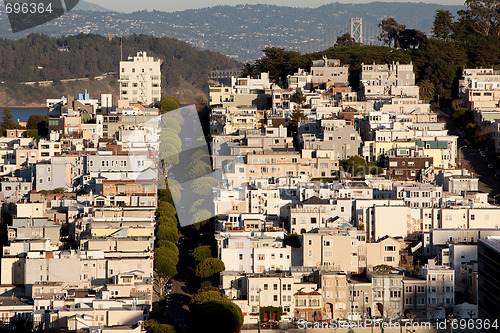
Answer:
0;34;240;103
0;2;464;61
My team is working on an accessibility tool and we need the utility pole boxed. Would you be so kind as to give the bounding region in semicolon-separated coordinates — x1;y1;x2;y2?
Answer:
257;288;262;333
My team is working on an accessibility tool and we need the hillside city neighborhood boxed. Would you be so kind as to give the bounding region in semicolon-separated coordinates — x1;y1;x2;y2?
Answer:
0;42;499;332
0;0;499;332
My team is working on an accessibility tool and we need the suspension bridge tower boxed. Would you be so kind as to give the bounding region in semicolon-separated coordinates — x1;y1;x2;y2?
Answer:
350;17;363;44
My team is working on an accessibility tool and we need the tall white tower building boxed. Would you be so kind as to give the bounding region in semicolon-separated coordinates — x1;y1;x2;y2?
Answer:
119;51;162;105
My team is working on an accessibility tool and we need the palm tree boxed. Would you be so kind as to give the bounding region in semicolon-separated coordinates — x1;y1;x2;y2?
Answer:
418;80;435;102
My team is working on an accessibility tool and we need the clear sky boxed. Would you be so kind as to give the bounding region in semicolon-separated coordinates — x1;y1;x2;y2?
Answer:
85;0;465;13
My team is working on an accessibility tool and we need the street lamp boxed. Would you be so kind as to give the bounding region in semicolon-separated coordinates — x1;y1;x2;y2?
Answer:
406;313;416;333
494;194;500;205
448;314;454;333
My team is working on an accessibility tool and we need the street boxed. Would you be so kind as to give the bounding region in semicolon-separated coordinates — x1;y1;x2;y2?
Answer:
438;109;500;205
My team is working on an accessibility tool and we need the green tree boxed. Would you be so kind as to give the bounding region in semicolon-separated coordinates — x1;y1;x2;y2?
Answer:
165;179;181;203
191;209;211;229
26;114;49;137
284;234;301;248
160;97;181;113
334;33;357;47
188;289;243;333
161;143;180;175
144;319;176;333
378;18;406;48
157;223;179;244
191;149;210;161
193;245;212;262
259;306;283;322
191;290;229;305
154;246;178;298
190;177;217;196
162;117;182;134
26;129;39;140
156;240;179;256
163;132;182;151
188;301;243;333
290;88;306;107
195;258;225;279
432;10;454;40
1;107;17;134
422;59;457;99
452;107;469;124
418;80;435;102
398;29;427;50
252;47;310;83
290;109;306;126
188;161;212;180
461;0;500;36
189;199;206;215
341;155;381;176
156;201;177;218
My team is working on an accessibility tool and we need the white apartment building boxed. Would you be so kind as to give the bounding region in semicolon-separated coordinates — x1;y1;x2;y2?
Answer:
217;234;292;273
370;270;403;319
302;231;361;273
360;62;415;100
119;51;161;105
23;251;153;298
446;243;477;293
287;68;313;91
247;273;295;316
302;232;365;274
459;68;500;98
38;139;61;160
310;57;349;86
422;264;455;319
393;183;443;209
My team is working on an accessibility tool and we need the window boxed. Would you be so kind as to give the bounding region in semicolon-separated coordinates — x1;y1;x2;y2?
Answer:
405;286;413;293
384;256;395;262
390;291;401;298
385;245;397;252
273;284;278;290
273;295;278;301
263;284;268;290
239;254;243;260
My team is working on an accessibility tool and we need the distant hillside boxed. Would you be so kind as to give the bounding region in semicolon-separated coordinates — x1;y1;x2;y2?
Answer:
73;1;114;12
0;2;464;61
0;77;118;107
0;34;240;104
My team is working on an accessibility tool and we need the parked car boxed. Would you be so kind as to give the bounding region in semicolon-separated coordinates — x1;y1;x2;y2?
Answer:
488;164;494;169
